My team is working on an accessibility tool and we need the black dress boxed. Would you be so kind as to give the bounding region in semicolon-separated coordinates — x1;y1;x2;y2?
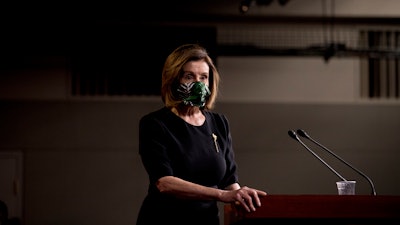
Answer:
136;107;239;225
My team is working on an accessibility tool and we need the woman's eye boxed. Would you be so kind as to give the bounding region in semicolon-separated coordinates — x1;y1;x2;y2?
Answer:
184;74;193;80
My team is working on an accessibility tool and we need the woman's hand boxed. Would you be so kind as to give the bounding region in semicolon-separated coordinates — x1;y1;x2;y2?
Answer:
220;186;267;212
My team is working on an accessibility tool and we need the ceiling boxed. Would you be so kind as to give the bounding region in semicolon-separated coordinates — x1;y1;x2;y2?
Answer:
1;0;300;26
2;0;400;59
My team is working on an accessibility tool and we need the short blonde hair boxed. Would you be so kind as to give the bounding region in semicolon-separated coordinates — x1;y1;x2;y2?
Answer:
161;44;220;110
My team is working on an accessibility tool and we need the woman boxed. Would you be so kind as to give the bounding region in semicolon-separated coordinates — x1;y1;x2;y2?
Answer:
136;43;267;225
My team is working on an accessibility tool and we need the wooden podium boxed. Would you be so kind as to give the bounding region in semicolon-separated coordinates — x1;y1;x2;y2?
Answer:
224;195;400;225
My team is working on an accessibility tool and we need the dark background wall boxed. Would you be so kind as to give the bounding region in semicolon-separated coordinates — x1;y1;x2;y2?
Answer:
1;100;399;225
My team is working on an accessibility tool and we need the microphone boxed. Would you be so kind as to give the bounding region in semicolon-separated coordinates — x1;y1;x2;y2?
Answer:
296;129;377;196
288;130;347;181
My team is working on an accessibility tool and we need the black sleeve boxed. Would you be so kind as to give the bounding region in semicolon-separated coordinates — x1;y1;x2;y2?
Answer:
139;114;174;186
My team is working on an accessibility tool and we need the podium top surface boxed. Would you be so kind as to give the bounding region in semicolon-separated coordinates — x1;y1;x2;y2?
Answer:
224;194;400;223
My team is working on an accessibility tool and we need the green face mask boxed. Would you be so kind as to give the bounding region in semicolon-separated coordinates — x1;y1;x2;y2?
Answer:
175;82;211;107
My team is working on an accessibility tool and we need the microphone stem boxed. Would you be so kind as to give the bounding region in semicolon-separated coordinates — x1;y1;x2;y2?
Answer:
297;138;348;182
308;136;377;196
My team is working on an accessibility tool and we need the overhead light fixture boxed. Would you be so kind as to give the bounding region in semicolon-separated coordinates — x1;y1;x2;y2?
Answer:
239;0;290;13
239;0;252;14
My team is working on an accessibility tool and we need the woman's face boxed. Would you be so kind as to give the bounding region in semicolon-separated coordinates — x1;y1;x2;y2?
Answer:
180;59;209;86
